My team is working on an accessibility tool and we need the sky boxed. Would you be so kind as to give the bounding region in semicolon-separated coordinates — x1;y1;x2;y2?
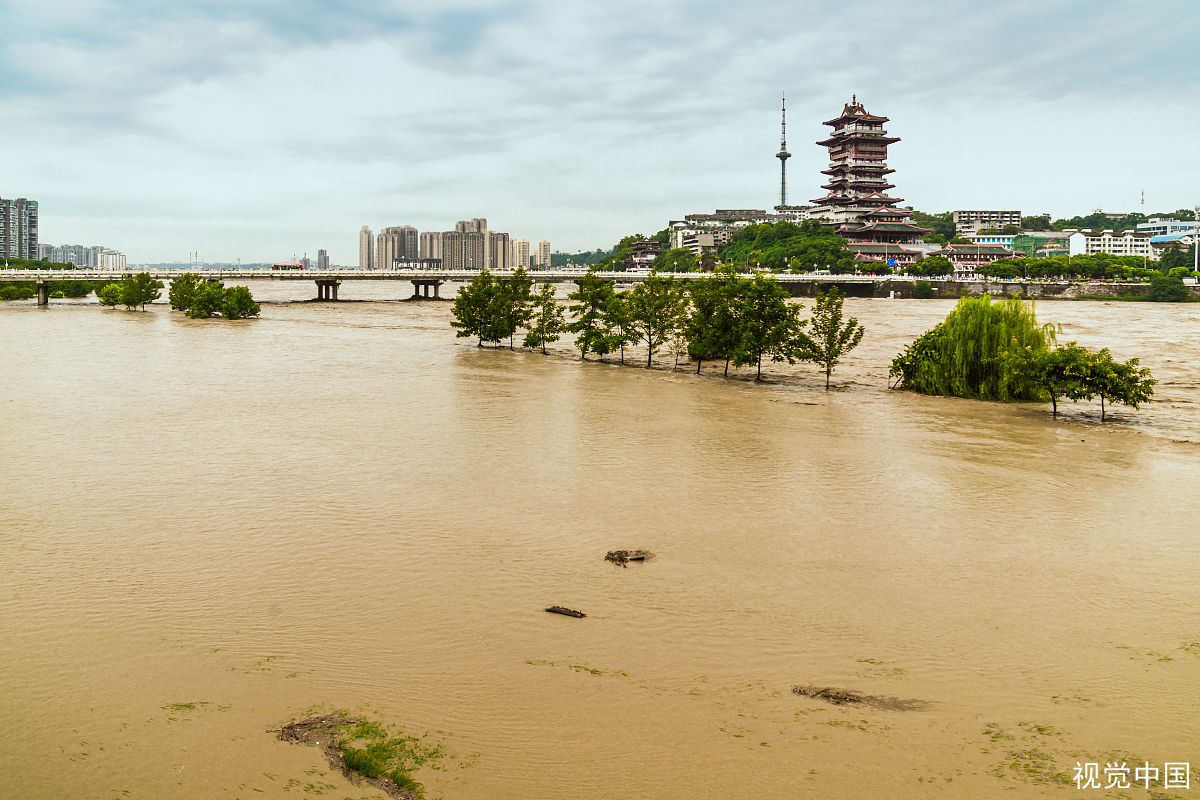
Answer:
2;0;1197;264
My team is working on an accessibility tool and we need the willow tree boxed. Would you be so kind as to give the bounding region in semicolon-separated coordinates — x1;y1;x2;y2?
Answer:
889;295;1057;401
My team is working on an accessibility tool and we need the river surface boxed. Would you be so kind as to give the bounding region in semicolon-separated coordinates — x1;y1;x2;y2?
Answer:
2;283;1199;799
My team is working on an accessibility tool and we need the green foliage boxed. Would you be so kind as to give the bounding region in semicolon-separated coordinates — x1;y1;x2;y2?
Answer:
790;288;865;389
97;283;123;307
221;286;261;319
450;269;500;346
922;232;948;246
912;280;936;299
1168;266;1192;279
553;249;611;268
730;273;803;380
120;272;163;311
169;273;202;310
335;718;442;799
719;221;854;273
911;211;955;241
602;291;638;364
1004;341;1092;417
522;282;566;354
1147;274;1189;302
652;247;699;273
684;267;743;374
978;254;1164;282
567;270;616;360
186;280;226;318
889;295;1057;401
0;285;36;301
907;255;953;277
1004;342;1157;420
1021;214;1053;231
498;267;534;349
1080;348;1155;420
626;271;686;368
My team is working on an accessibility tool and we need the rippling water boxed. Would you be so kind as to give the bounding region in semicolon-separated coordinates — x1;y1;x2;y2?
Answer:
1;284;1198;799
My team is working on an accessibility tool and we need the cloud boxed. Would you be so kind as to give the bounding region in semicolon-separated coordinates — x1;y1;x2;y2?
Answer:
1;0;1196;261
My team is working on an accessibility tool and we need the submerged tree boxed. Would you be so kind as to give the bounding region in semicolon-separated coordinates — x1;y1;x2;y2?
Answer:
1004;341;1092;418
567;270;616;360
1079;348;1156;421
683;267;744;376
186;280;226;318
120;272;163;311
523;282;566;355
97;283;123;307
221;286;261;320
890;295;1057;401
451;269;500;346
791;288;865;389
496;267;534;349
730;273;802;380
626;271;685;368
168;273;202;311
603;291;638;364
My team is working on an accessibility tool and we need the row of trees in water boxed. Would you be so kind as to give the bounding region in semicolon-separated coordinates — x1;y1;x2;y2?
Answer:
889;295;1155;420
95;272;260;319
451;267;866;387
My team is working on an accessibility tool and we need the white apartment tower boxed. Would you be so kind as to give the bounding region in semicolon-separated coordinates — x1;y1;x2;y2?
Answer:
512;239;531;268
419;231;442;261
358;226;374;270
535;240;551;269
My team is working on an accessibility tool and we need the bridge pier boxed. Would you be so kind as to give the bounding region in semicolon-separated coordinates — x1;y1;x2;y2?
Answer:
410;279;443;300
315;279;341;301
36;280;51;306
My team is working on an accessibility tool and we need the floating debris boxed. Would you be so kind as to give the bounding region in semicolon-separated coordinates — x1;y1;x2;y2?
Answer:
792;685;929;711
604;549;652;567
545;606;586;618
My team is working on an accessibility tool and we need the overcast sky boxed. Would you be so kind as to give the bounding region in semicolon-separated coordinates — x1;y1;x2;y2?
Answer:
2;0;1197;263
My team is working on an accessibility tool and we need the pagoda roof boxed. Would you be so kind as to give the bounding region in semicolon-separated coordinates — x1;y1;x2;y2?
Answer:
861;205;908;217
852;222;930;233
817;134;900;147
821;164;894;176
845;243;921;254
823;96;890;127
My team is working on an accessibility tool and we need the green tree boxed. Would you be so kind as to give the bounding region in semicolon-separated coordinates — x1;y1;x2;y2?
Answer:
186;280;226;318
652;247;699;273
522;282;566;354
911;211;956;241
1147;274;1189;302
730;273;802;380
908;255;953;277
890;295;1058;401
602;291;638;364
1159;245;1190;272
567;270;616;360
168;273;202;311
1006;342;1092;418
1080;348;1155;421
718;220;853;272
97;283;123;307
912;280;936;299
1021;214;1053;231
450;269;500;346
626;272;685;368
221;286;261;319
120;272;163;310
684;268;742;374
790;288;865;389
497;267;534;349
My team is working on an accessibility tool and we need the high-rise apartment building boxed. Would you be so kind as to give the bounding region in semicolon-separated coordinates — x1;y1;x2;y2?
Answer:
512;239;531;269
440;230;487;270
0;197;39;259
419;231;442;261
317;249;329;269
456;219;489;268
489;231;513;270
376;225;419;270
535;240;551;269
359;225;374;270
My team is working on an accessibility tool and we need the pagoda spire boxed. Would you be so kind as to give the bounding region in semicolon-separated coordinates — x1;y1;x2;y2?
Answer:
776;92;791;207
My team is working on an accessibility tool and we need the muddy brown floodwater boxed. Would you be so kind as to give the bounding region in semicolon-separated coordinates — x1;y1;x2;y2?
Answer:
2;284;1198;799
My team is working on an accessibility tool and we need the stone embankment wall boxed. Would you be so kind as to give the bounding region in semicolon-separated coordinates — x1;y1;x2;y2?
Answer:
787;279;1200;301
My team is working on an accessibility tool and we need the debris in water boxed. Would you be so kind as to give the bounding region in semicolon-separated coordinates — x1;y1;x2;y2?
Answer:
545;606;586;618
605;549;652;567
792;685;929;711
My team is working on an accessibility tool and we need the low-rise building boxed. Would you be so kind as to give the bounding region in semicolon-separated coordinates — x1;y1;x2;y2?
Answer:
937;242;1017;274
952;209;1022;235
1066;229;1154;258
1136;218;1198;237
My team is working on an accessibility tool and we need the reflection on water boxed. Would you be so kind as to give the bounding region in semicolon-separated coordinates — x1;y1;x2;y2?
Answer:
1;290;1198;799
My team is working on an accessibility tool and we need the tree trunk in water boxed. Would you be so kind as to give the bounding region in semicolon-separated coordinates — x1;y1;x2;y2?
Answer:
756;355;762;381
1100;394;1106;421
695;358;702;375
647;347;653;369
825;365;831;390
724;358;730;377
1051;395;1057;418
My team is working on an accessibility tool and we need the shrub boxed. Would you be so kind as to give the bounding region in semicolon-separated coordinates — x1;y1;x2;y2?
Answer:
912;280;935;299
1148;275;1189;302
221;286;261;319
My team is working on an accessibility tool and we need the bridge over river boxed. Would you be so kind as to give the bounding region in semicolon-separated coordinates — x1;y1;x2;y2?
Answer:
1;268;910;306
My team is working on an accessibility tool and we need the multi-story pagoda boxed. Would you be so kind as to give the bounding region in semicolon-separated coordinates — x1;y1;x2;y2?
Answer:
811;96;928;253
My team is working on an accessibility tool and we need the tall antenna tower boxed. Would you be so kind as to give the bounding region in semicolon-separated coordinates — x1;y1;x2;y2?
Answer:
776;93;791;207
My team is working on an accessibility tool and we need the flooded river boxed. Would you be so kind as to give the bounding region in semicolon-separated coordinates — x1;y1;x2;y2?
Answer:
2;284;1198;799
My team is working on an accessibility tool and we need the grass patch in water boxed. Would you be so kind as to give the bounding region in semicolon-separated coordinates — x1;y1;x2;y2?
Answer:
335;718;443;798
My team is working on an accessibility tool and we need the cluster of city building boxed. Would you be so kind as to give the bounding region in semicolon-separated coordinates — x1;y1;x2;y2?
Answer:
661;97;1197;275
3;194;128;269
357;219;550;271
